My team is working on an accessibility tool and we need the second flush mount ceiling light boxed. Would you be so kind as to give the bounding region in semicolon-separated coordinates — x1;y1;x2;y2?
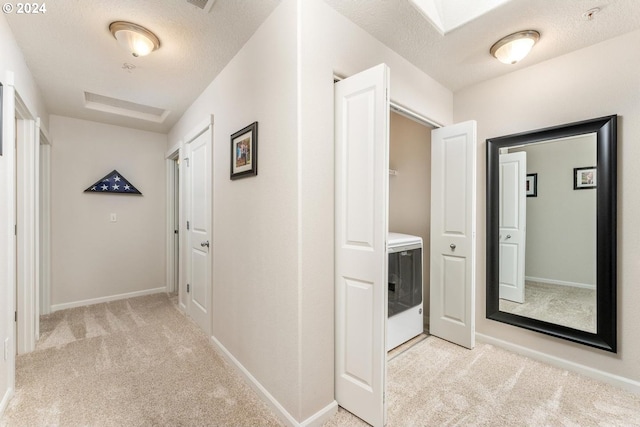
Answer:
490;30;540;65
109;21;160;57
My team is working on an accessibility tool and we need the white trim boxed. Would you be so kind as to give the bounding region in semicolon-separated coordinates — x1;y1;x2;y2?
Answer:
165;154;179;293
38;138;51;315
16;107;38;354
2;72;17;405
476;333;640;394
166;141;182;158
50;287;166;312
210;335;338;427
0;387;14;417
183;115;214;145
333;74;442;128
180;116;214;328
525;276;596;290
299;401;339;427
33;119;40;340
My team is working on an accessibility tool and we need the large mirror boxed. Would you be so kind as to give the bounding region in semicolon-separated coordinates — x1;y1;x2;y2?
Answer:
486;115;617;352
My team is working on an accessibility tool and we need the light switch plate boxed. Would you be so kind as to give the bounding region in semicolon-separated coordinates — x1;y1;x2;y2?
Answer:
110;213;117;222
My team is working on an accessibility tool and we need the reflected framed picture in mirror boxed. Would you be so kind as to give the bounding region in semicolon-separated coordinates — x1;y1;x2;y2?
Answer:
525;173;537;197
574;166;597;190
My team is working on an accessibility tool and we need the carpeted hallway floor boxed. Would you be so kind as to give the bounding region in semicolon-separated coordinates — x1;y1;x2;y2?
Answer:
1;293;283;426
2;293;639;426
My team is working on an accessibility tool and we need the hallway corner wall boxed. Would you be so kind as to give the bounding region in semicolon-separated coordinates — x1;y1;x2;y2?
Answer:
0;13;50;415
49;116;167;310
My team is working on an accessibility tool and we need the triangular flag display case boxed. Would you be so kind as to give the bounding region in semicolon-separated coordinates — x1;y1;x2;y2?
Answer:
84;170;142;195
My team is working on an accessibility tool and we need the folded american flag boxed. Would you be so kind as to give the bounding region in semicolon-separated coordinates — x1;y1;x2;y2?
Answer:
84;170;142;195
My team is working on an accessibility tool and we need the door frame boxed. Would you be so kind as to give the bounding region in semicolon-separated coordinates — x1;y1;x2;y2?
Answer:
183;116;213;334
1;72;18;411
165;147;181;295
166;116;214;320
37;122;51;321
15;90;41;355
334;68;472;425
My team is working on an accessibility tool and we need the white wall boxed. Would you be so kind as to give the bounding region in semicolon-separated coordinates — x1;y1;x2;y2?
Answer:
389;112;432;328
168;0;453;423
512;135;597;287
168;0;302;420
49;116;167;309
0;13;49;413
455;29;640;383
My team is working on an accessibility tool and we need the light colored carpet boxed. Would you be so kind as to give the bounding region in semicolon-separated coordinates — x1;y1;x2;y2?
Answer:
324;337;640;426
500;281;596;332
1;293;283;426
4;294;639;426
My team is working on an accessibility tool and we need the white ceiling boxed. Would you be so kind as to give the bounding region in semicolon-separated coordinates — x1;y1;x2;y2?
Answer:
5;0;640;134
5;0;280;133
324;0;640;92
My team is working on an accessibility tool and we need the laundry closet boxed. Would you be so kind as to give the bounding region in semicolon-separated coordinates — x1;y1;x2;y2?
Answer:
387;111;433;350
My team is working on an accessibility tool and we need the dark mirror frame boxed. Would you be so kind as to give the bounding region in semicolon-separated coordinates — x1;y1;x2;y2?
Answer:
486;115;617;353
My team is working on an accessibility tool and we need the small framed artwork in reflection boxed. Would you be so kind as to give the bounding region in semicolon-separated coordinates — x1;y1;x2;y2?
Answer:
574;166;596;190
525;173;537;197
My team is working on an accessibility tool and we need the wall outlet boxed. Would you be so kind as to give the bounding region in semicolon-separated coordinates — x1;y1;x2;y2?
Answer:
110;213;117;222
4;338;9;360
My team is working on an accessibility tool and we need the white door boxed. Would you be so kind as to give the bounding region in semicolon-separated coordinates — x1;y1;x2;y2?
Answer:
429;121;477;349
186;127;212;336
335;63;389;427
499;152;526;303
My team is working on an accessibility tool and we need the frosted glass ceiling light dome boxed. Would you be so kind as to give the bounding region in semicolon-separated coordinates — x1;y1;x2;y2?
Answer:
109;21;160;57
490;30;540;65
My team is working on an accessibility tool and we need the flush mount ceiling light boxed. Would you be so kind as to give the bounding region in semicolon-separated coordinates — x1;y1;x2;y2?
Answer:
490;30;540;65
109;21;160;57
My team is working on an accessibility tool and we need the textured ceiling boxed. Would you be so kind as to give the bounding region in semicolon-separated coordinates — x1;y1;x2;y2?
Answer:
5;0;281;133
5;0;640;133
324;0;640;92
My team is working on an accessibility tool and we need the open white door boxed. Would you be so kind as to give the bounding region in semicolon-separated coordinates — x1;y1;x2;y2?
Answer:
335;63;389;427
498;152;526;303
429;121;477;349
185;126;212;336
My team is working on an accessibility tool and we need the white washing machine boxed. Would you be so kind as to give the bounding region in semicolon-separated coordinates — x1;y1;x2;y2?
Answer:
387;232;424;351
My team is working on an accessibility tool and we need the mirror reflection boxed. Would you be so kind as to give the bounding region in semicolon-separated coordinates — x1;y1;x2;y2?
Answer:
498;133;597;333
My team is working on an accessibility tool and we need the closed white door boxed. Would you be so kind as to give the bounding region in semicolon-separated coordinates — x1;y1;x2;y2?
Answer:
499;152;526;303
186;127;212;336
335;63;389;427
429;121;477;349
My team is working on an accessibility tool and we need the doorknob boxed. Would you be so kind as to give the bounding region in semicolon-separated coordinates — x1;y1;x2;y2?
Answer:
201;241;210;248
505;235;511;239
450;244;456;251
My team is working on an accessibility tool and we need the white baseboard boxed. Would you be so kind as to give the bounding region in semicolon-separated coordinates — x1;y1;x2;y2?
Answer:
525;276;595;290
50;287;166;312
300;401;338;427
0;387;14;418
476;333;640;395
210;335;338;427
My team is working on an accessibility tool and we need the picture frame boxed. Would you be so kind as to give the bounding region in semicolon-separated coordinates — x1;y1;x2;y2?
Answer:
230;121;258;180
525;173;537;197
574;166;596;190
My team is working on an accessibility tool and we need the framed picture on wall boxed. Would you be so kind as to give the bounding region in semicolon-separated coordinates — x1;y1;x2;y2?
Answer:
230;121;258;180
525;173;537;197
574;166;597;190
